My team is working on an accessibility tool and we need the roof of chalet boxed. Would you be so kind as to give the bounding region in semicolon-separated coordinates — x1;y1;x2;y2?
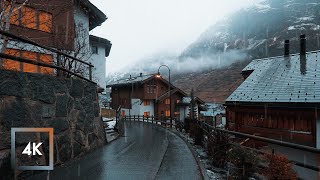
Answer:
79;0;107;30
157;88;187;101
106;74;155;87
177;97;207;111
107;74;207;104
181;97;205;104
226;50;320;104
89;35;112;57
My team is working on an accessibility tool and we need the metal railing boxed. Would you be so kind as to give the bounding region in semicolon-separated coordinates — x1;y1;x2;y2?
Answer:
121;115;320;172
123;115;174;126
0;30;94;83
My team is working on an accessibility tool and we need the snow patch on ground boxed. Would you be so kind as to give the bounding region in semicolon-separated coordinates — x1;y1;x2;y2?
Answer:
103;117;116;129
295;16;314;24
288;23;320;31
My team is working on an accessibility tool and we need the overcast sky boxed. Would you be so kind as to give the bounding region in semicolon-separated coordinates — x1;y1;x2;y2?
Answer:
90;0;258;75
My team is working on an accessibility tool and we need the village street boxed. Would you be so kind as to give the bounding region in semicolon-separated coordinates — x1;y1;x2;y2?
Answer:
31;121;202;180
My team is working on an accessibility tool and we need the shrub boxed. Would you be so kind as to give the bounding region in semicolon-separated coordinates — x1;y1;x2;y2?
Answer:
207;131;230;168
189;120;203;146
227;145;260;179
262;153;298;180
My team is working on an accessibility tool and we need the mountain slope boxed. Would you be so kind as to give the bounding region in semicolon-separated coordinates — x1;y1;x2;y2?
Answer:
173;0;320;103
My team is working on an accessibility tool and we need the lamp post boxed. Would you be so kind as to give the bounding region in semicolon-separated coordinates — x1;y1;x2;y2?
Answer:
157;65;171;128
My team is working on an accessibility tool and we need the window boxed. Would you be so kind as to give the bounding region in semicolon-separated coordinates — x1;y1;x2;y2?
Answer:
92;46;98;54
144;112;150;117
39;54;54;74
9;6;20;25
144;100;150;106
4;49;54;74
4;49;20;70
165;98;170;105
39;11;52;33
22;51;37;73
8;4;53;33
21;6;37;29
165;110;170;117
147;86;155;94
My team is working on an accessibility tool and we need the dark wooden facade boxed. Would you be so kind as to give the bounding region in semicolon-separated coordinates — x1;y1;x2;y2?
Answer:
8;0;106;50
226;103;318;147
109;75;186;118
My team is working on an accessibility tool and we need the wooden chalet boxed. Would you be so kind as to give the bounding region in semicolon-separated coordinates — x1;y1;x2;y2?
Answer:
225;35;320;148
107;73;205;122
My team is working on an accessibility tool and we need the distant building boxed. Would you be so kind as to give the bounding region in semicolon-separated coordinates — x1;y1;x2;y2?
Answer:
177;97;206;121
225;35;320;147
107;74;205;122
89;35;112;89
201;103;226;127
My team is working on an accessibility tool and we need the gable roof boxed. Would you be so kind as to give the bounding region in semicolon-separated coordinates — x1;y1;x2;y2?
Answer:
89;35;112;57
226;51;320;104
157;88;188;101
106;74;154;88
106;74;176;89
78;0;107;30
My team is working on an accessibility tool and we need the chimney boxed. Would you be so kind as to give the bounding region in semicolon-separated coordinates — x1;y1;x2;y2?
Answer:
284;40;290;56
300;34;306;55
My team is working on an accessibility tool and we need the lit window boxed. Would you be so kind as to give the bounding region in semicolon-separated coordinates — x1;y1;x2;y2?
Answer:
165;98;170;105
92;46;98;54
4;49;21;71
21;6;37;29
22;51;38;73
144;100;150;106
8;6;19;25
144;112;150;117
165;110;170;117
39;11;52;33
39;54;54;74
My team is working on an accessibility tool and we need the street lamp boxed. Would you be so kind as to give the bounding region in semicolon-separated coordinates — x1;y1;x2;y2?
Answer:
157;65;171;128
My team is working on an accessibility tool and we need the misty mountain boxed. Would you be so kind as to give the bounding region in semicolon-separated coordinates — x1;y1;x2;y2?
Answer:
107;0;320;103
173;0;320;103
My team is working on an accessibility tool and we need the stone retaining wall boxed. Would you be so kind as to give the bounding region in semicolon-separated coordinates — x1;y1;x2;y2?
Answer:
0;70;106;179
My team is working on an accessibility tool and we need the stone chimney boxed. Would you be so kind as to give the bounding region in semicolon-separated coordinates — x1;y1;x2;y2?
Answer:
300;34;306;55
284;40;290;56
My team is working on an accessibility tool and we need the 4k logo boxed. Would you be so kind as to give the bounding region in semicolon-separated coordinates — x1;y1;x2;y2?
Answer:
22;142;43;156
11;128;54;170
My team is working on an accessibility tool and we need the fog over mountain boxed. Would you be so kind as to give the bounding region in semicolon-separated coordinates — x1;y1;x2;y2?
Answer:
107;0;320;103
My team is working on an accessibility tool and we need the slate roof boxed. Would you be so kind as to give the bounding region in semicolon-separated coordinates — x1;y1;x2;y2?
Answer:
226;51;320;103
106;74;153;87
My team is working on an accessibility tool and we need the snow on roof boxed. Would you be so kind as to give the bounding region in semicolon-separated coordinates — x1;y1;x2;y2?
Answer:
106;74;153;87
227;51;320;103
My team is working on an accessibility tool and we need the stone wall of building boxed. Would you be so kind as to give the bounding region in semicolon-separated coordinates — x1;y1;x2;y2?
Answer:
0;70;106;178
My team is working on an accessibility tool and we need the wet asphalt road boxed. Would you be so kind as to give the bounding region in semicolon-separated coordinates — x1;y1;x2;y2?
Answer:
31;121;202;180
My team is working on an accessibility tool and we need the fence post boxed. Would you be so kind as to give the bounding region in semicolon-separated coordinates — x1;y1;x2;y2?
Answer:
142;115;144;122
134;115;135;121
138;115;139;122
57;54;61;76
152;115;154;124
89;63;92;80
